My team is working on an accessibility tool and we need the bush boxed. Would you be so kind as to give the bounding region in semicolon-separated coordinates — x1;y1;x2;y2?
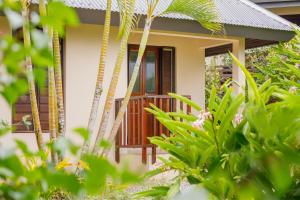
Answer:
139;43;300;199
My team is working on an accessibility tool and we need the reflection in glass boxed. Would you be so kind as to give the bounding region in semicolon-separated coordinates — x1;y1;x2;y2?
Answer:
128;51;140;93
146;51;156;93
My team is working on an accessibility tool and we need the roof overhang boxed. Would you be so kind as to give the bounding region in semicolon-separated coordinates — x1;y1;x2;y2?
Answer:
77;8;295;43
251;0;300;8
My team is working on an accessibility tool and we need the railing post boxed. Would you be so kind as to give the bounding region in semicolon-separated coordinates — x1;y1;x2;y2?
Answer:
152;97;157;164
141;97;147;164
187;96;192;114
115;100;120;163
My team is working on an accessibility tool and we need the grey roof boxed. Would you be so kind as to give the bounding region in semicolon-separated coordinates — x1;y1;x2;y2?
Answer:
53;0;293;31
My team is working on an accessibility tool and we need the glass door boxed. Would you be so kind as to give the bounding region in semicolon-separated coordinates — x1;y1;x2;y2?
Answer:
128;46;159;96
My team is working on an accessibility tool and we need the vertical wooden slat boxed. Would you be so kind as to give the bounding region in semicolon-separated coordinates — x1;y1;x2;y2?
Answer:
159;98;163;136
142;97;147;164
115;100;120;163
165;97;170;136
152;97;157;163
123;102;127;146
152;145;156;164
180;100;184;122
180;100;183;111
132;99;136;145
129;100;133;145
137;99;141;145
187;96;192;114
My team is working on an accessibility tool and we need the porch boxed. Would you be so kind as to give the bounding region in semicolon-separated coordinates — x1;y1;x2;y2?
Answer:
115;95;191;164
114;31;249;164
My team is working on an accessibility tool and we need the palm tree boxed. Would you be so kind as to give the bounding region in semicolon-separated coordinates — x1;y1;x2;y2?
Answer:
92;0;137;154
39;0;58;163
102;0;222;155
48;61;58;163
21;0;44;150
53;30;65;140
81;0;113;155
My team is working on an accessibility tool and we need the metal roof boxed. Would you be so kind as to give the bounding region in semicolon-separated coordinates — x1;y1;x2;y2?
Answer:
52;0;293;31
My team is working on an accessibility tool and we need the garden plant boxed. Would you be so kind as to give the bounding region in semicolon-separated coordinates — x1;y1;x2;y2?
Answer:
138;33;300;199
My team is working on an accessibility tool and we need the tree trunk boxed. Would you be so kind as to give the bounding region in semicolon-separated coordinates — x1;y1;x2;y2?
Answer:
102;18;153;156
81;0;112;155
53;30;65;139
92;0;136;155
49;63;58;163
39;0;58;162
21;0;44;150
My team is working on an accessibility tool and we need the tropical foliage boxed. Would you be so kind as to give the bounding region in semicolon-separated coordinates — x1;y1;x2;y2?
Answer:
257;29;300;92
0;1;140;199
0;0;222;199
139;46;300;199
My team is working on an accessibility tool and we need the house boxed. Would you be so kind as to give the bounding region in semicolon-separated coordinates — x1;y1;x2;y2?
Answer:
0;0;295;164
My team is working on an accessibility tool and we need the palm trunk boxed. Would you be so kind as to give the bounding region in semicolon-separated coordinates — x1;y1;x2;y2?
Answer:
53;30;65;139
81;0;112;155
39;0;58;162
21;0;44;150
102;18;153;156
92;0;136;155
49;63;58;164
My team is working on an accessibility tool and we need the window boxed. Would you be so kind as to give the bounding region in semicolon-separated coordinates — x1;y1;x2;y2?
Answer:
128;45;175;96
12;77;50;132
12;29;64;132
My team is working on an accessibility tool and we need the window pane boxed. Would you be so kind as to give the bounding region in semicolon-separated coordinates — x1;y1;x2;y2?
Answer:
146;51;156;93
128;51;140;93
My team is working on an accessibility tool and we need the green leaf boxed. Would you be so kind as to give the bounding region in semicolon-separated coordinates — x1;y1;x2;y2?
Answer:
40;1;79;36
73;127;90;141
167;179;180;199
83;155;117;194
230;53;260;102
98;139;112;149
163;0;222;32
135;186;170;198
168;93;202;111
45;171;81;195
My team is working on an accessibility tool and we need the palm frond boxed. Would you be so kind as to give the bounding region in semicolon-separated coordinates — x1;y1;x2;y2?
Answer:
117;0;137;38
163;0;222;32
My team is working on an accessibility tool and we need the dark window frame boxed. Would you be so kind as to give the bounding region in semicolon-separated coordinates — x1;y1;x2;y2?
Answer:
127;44;176;96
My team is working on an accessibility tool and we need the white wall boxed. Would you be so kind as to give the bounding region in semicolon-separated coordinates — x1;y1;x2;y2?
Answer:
65;24;127;146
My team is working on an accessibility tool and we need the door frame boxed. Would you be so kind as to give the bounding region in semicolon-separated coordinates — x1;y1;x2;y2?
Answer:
128;44;160;96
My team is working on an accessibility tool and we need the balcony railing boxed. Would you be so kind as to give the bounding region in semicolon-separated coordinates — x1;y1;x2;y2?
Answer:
115;95;191;164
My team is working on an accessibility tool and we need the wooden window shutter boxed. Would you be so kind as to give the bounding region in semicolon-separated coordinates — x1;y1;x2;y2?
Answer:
12;38;64;133
160;47;175;94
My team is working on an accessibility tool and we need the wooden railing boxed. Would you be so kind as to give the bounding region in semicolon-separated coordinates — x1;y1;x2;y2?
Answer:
115;95;191;164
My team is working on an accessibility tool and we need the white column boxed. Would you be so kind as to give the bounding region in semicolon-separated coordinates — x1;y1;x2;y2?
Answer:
232;38;246;94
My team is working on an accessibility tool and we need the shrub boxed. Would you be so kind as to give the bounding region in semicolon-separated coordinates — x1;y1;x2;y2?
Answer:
138;49;300;199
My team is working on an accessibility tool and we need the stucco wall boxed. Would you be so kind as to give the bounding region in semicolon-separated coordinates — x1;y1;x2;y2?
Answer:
65;24;128;146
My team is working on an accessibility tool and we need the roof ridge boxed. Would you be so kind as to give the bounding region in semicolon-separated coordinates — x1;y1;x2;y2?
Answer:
239;0;292;28
30;0;293;31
